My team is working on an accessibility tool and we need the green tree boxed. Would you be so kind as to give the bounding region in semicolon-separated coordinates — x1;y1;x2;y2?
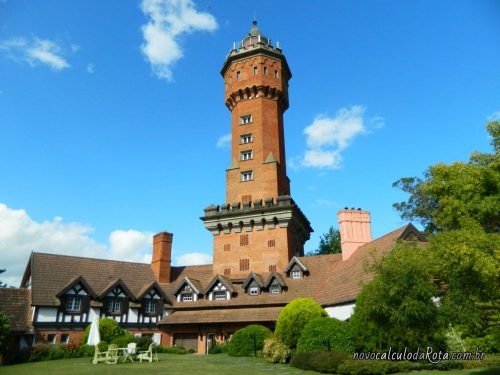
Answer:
349;244;442;351
296;317;353;353
226;324;272;357
0;312;9;353
392;121;499;234
308;227;341;255
82;317;125;344
275;298;327;350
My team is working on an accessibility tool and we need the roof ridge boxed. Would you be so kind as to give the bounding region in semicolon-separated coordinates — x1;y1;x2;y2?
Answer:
32;251;151;266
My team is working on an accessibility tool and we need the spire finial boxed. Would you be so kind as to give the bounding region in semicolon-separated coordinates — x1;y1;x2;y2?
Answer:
253;10;256;23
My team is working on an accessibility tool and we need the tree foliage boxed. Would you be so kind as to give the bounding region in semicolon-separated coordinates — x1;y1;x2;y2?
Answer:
226;324;272;357
349;244;442;351
81;317;125;344
275;298;327;350
296;317;353;353
0;312;9;352
393;121;499;234
308;227;341;255
0;269;7;288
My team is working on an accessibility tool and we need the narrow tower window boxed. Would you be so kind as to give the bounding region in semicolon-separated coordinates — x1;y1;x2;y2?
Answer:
236;71;240;80
264;66;267;75
241;170;253;181
240;258;250;271
240;115;252;124
240;150;253;161
240;134;253;144
240;234;249;246
274;70;279;78
253;66;258;75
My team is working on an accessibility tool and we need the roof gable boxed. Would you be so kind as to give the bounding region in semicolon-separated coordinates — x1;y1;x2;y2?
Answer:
284;256;308;273
56;276;97;299
136;281;169;301
173;277;202;295
265;271;286;288
99;278;135;300
204;274;234;295
241;272;264;289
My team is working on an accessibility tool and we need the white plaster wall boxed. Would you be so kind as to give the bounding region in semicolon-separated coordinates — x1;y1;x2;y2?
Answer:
37;307;58;322
128;308;138;323
324;303;355;321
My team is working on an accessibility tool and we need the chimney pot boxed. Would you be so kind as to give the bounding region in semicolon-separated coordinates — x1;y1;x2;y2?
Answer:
337;209;372;261
151;231;173;283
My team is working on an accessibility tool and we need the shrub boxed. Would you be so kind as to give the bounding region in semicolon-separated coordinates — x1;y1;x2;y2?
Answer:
208;342;227;354
81;318;125;344
291;350;349;373
462;353;500;369
135;335;153;351
275;298;327;350
156;345;189;354
465;333;500;354
111;333;135;348
337;359;413;375
262;336;291;363
444;325;465;352
0;312;9;353
296;317;353;353
226;324;272;357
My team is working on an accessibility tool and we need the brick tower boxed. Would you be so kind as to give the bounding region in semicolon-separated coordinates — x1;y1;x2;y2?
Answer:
202;21;312;278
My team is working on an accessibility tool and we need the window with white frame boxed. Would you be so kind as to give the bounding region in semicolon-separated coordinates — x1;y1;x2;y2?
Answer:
66;296;82;312
47;334;56;344
240;115;252;124
241;170;253;181
240;134;253;144
240;150;253;161
145;300;156;313
270;285;281;294
249;287;259;296
182;293;193;302
108;298;122;313
214;291;226;301
61;334;69;344
291;270;302;279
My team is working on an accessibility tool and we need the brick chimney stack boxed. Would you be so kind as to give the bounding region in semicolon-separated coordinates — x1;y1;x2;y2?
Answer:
151;232;172;283
337;208;372;261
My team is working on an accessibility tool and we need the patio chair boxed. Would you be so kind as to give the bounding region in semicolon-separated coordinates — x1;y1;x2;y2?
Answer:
137;343;159;363
92;345;108;364
106;344;119;365
123;342;137;362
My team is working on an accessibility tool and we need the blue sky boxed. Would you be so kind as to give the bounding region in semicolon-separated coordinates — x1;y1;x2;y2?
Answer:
1;0;499;286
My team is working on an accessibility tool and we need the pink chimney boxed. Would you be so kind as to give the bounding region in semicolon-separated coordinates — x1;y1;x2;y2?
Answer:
337;208;372;261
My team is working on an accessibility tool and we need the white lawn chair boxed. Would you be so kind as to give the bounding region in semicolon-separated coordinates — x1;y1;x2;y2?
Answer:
123;342;137;362
137;343;159;363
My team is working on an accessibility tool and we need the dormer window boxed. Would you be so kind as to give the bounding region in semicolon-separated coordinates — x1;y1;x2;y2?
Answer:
108;298;122;313
144;300;156;314
292;270;302;279
249;286;259;296
270;285;281;294
214;291;227;301
182;293;193;302
66;296;82;312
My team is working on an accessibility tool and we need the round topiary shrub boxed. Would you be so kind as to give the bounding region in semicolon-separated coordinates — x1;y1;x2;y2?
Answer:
226;324;272;357
275;298;327;350
81;317;125;344
296;317;354;353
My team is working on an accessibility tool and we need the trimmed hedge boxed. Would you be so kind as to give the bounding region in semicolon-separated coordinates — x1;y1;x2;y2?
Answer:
296;317;353;353
291;350;349;373
275;298;327;350
226;324;272;357
262;336;291;363
81;318;125;344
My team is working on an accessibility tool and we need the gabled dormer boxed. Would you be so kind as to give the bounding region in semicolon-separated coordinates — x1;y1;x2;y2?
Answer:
264;271;286;294
204;274;234;301
136;281;168;316
284;256;308;279
242;272;264;296
100;279;134;316
398;223;427;242
56;276;97;314
173;277;202;302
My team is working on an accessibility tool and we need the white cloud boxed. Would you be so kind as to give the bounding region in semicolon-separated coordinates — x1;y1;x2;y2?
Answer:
87;63;95;74
174;252;212;266
0;203;154;287
140;0;217;81
0;36;71;70
297;106;384;169
487;111;500;121
216;133;231;149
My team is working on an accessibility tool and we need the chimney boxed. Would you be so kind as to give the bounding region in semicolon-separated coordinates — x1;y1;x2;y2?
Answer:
337;208;372;261
151;232;173;283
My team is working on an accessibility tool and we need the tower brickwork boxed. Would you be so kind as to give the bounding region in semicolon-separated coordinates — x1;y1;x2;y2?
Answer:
202;22;312;278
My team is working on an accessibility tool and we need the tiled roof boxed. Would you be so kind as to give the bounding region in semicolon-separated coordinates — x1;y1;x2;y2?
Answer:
162;306;283;325
25;224;425;325
0;288;32;332
28;252;158;306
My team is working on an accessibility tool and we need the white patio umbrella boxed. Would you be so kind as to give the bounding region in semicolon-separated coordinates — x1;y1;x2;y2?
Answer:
87;316;100;346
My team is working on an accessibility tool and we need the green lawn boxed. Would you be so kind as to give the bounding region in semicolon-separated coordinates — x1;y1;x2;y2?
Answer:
0;354;496;375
